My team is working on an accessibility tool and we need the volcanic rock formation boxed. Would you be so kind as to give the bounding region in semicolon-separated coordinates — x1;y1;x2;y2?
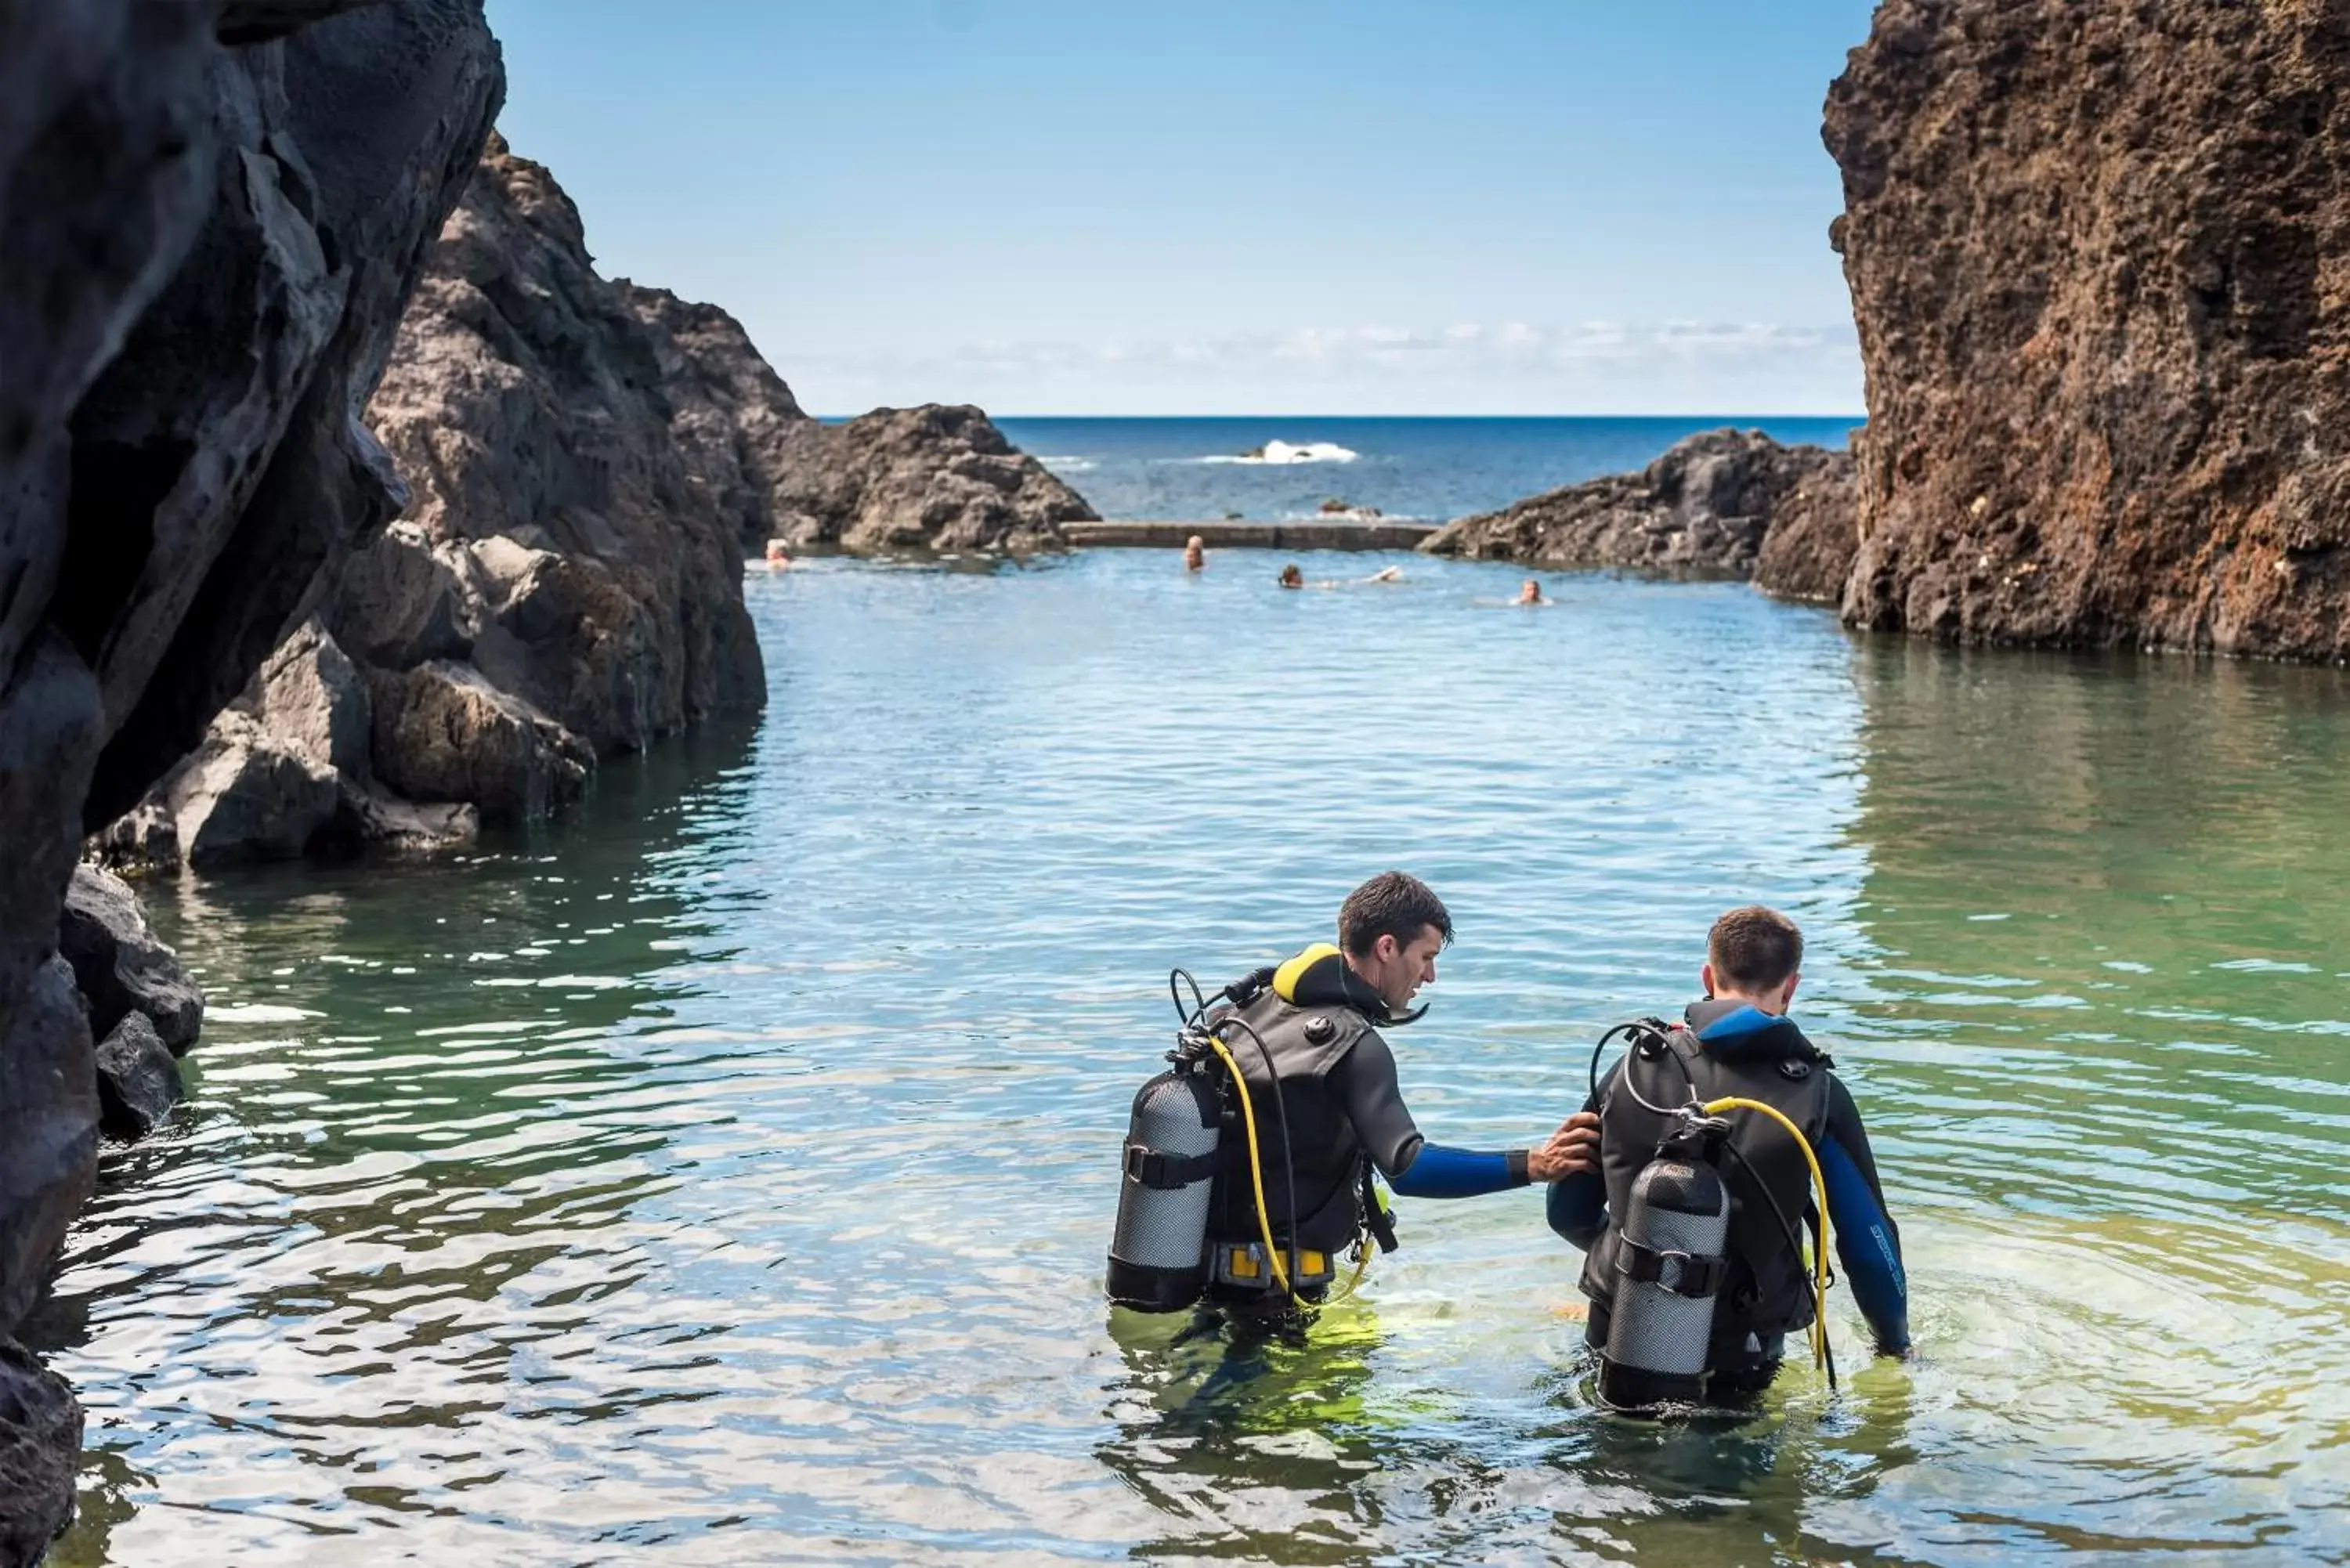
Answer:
622;283;1095;556
101;134;769;865
0;2;503;1552
1825;0;2350;656
1422;428;1857;586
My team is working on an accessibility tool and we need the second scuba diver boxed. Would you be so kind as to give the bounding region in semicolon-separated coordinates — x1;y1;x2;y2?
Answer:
1549;905;1911;1401
1200;871;1592;1313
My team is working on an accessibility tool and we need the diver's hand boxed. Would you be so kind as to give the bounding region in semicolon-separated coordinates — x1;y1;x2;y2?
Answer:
1528;1111;1601;1182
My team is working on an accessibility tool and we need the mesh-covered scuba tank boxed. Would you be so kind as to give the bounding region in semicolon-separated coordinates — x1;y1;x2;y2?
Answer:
1106;1051;1222;1311
1599;1111;1734;1411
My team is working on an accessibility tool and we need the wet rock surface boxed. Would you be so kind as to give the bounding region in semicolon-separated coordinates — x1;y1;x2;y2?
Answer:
1825;0;2350;656
57;867;205;1054
94;1012;183;1141
1422;428;1856;582
0;1339;81;1568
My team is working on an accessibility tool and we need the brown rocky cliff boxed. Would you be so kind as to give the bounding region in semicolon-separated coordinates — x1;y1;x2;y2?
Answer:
1826;0;2350;656
1421;428;1857;586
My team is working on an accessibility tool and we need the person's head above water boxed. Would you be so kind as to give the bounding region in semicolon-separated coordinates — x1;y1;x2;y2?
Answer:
1701;904;1803;1013
1517;578;1543;605
1183;536;1205;570
1278;563;1304;589
1339;870;1453;1013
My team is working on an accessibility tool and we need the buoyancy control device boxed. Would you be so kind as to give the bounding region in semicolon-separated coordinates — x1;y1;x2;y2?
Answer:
1105;966;1382;1313
1589;1017;1840;1413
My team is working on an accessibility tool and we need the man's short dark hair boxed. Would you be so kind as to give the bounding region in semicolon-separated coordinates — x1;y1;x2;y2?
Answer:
1708;905;1803;991
1340;872;1453;958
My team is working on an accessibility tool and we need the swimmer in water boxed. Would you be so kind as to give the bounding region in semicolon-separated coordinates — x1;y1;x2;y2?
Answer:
1184;536;1206;572
1278;563;1305;590
765;540;792;570
1517;578;1544;605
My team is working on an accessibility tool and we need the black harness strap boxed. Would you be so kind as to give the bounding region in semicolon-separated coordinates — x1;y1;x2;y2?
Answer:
1617;1237;1728;1299
1125;1144;1220;1190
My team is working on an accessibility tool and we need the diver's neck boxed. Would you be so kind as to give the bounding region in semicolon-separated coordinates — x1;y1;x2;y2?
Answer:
1710;989;1788;1018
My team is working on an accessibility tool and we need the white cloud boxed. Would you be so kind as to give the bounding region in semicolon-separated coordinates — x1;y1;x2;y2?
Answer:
773;318;1861;417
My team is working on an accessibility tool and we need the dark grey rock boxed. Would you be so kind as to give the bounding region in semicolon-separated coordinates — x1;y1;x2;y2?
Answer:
763;403;1097;555
57;866;204;1054
0;1339;81;1568
368;658;590;822
0;959;97;1339
1422;428;1855;579
365;135;765;761
75;1;507;830
94;1012;182;1140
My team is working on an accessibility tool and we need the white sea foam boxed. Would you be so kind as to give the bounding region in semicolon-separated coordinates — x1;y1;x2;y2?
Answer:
1197;439;1358;466
1034;455;1095;471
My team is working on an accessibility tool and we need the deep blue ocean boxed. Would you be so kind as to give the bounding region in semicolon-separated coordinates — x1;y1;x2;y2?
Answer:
991;415;1860;523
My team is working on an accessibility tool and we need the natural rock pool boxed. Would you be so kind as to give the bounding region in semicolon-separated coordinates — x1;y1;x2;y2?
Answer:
32;551;2350;1564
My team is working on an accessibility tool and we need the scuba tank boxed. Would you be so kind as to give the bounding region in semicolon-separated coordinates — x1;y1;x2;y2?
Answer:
1105;1025;1223;1312
1598;1107;1735;1412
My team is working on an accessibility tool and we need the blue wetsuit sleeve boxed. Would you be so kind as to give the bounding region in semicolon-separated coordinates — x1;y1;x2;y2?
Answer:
1334;1031;1527;1197
1820;1076;1911;1353
1546;1075;1609;1248
1390;1143;1525;1198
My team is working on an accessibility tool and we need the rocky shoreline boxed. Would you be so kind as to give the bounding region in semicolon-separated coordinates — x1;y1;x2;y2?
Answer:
0;5;1096;1555
1420;428;1860;601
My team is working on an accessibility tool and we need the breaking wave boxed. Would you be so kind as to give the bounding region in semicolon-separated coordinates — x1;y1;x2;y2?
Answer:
1196;439;1358;466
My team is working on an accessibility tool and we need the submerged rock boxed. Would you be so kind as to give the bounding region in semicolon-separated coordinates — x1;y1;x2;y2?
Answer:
1825;0;2350;656
0;1339;82;1568
1422;429;1856;580
57;867;204;1053
94;1012;183;1140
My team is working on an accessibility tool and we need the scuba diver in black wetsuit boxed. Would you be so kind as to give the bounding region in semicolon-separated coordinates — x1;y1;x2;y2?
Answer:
1549;905;1911;1400
1195;871;1593;1314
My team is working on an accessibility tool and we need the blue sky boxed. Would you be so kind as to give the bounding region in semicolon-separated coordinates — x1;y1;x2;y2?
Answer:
487;1;1880;416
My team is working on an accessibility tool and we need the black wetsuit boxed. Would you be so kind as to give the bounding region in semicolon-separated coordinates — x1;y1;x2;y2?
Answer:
1548;1000;1911;1387
1204;946;1532;1306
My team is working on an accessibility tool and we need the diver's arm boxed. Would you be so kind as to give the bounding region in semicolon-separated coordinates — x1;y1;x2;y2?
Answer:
1545;1083;1607;1248
1820;1076;1912;1355
1333;1031;1531;1199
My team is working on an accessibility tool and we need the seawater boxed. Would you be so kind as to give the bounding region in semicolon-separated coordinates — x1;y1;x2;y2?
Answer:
992;415;1861;522
31;548;2350;1565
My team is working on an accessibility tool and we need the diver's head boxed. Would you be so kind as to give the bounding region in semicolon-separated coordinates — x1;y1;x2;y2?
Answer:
1339;871;1453;1013
1701;904;1802;1013
1278;563;1304;589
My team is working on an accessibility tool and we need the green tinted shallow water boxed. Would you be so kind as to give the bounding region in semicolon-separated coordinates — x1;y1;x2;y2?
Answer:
31;551;2350;1565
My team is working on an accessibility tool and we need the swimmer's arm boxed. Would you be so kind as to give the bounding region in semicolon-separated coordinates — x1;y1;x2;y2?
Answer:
1335;1033;1531;1199
1821;1077;1911;1355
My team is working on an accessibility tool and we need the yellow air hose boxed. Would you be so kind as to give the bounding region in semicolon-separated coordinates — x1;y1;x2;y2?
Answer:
1207;1035;1296;1298
1701;1096;1831;1376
